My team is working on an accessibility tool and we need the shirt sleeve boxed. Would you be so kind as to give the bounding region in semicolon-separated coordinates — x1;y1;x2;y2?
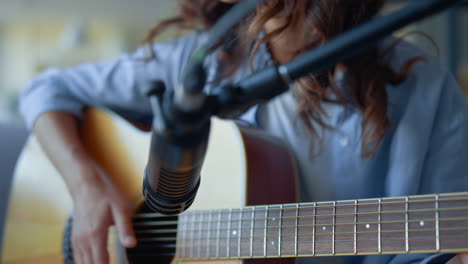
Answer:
19;48;154;129
416;71;468;264
359;38;468;264
387;71;468;264
417;70;468;194
19;32;205;130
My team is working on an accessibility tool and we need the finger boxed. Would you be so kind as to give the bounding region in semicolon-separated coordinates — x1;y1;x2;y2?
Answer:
459;253;468;264
72;241;84;264
78;243;93;264
72;233;86;264
111;205;137;248
90;230;110;264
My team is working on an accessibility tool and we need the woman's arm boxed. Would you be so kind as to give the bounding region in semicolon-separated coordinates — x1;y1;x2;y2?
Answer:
34;111;137;263
20;32;204;264
20;46;157;263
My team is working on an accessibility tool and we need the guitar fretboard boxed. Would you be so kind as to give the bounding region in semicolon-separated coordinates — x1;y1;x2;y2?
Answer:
173;192;468;260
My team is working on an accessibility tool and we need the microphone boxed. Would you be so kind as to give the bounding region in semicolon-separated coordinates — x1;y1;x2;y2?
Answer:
142;0;264;215
142;80;211;215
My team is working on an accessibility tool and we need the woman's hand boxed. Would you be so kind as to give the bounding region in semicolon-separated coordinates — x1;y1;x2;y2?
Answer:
447;253;468;264
33;112;136;263
70;164;136;264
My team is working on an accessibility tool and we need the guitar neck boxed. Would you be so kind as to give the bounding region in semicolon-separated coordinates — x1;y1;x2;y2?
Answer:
176;192;468;260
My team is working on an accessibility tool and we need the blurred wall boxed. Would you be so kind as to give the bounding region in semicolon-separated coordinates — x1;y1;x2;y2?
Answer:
0;0;177;121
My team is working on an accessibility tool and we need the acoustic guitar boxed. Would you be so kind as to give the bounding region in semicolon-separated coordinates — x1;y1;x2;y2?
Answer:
2;108;468;264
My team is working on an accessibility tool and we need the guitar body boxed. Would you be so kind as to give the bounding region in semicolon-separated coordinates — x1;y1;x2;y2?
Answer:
2;109;298;264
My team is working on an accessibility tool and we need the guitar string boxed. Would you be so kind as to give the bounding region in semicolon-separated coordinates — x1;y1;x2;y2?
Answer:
131;206;468;227
137;234;468;254
178;215;467;232
132;195;468;219
138;238;464;252
135;225;468;241
135;229;178;234
134;216;468;234
136;231;468;245
131;228;468;257
132;232;468;258
133;232;468;256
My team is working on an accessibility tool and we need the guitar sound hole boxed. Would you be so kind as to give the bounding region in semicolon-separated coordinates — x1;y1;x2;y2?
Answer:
126;204;178;264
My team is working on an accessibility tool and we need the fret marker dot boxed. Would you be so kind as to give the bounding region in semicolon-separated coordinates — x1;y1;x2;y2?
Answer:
232;230;237;236
322;226;327;231
271;241;275;245
419;221;425;226
366;224;370;229
272;218;276;221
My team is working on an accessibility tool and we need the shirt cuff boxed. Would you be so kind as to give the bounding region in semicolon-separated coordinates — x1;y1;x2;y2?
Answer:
19;87;85;130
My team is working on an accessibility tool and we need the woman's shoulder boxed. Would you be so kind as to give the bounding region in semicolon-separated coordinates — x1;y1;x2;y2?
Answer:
382;36;468;131
382;37;459;106
382;36;446;80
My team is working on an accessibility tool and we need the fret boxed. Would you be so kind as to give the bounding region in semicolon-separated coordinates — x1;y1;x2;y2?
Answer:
197;212;203;258
264;205;268;257
180;213;188;258
405;196;409;253
378;198;382;254
381;197;407;253
207;211;212;258
177;213;182;258
190;212;196;258
315;201;335;255
238;208;243;257
438;193;468;251
200;211;211;259
312;202;316;255
227;208;232;257
354;200;357;255
332;201;336;255
216;209;221;258
334;200;356;255
252;206;265;257
240;207;253;257
250;207;254;257
356;198;379;254
407;195;437;252
297;202;315;256
278;204;283;256
435;194;440;251
295;204;299;256
280;204;297;256
208;210;219;258
228;208;241;258
266;205;282;257
218;209;230;258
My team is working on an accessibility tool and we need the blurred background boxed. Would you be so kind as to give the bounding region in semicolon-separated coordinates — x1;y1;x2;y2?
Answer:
0;0;179;122
0;0;467;122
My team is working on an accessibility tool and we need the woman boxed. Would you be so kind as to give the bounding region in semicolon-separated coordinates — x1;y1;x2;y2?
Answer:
19;0;468;263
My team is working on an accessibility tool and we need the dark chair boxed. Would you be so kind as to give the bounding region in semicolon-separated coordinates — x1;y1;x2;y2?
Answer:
0;121;29;259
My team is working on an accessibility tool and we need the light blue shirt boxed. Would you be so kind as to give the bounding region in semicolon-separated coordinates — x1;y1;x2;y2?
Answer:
20;32;468;264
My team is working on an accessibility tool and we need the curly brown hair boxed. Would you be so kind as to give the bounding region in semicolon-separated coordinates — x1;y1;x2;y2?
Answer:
145;0;422;158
